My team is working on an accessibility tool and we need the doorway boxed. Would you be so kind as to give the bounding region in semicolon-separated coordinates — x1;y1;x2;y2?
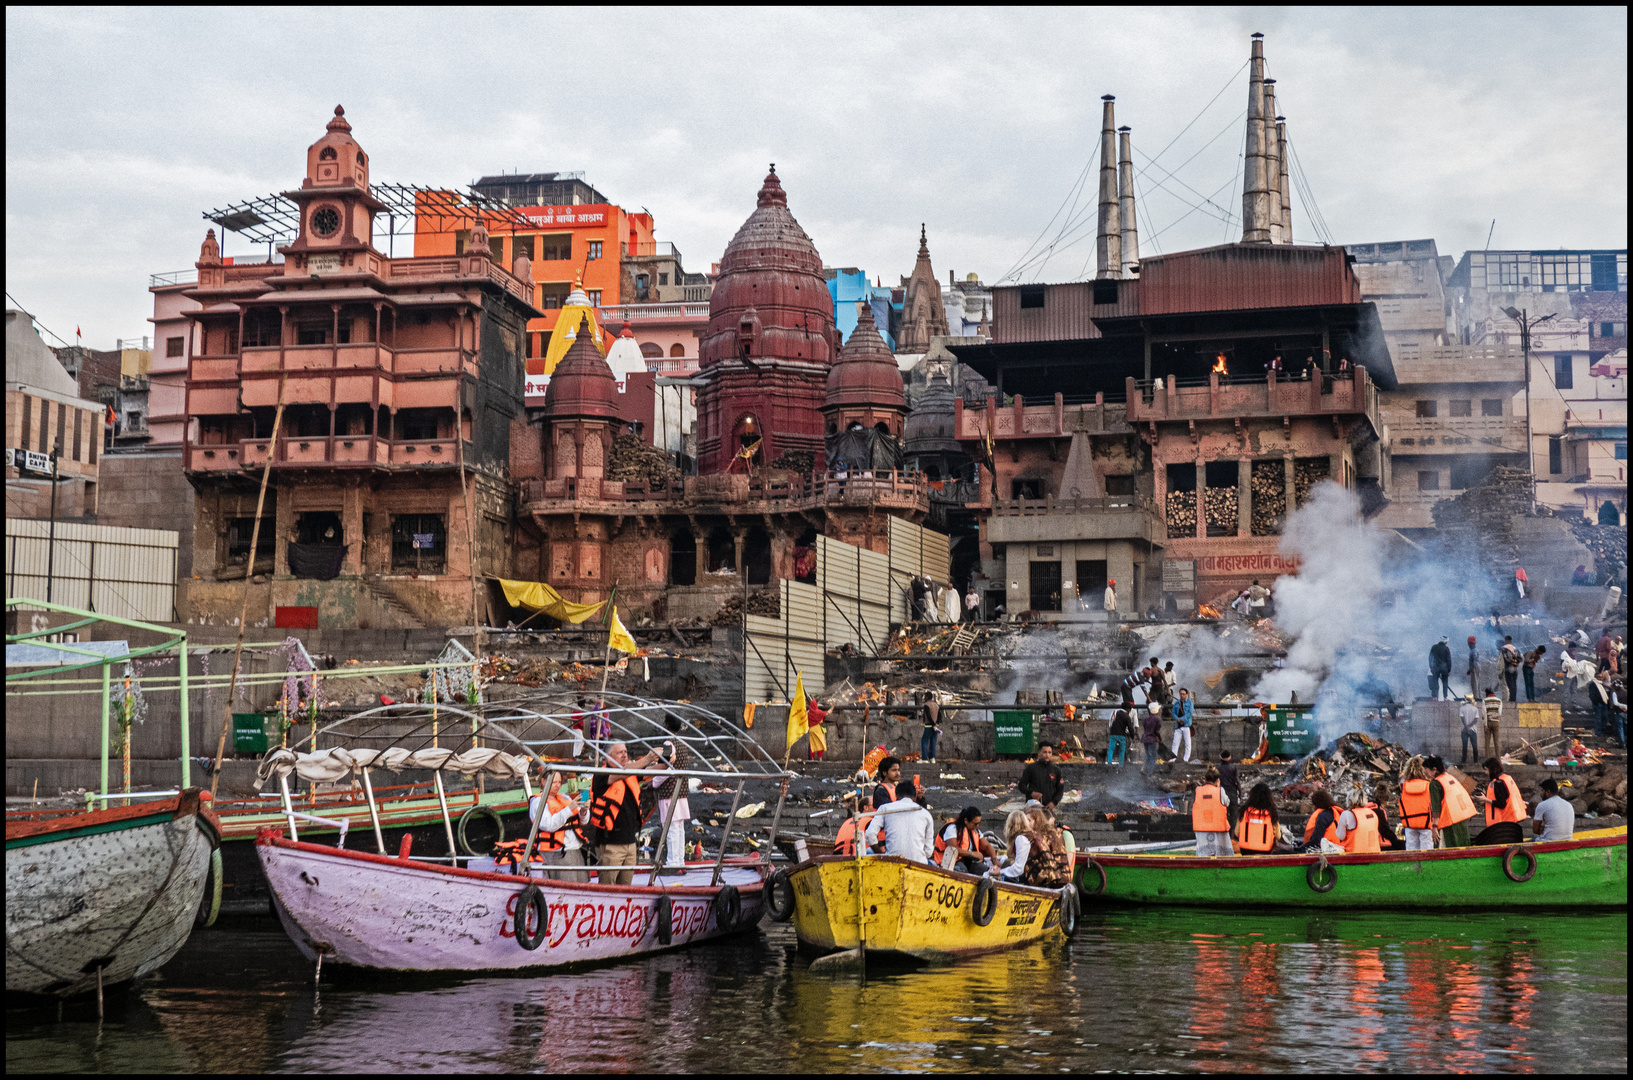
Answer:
1029;560;1061;612
1076;560;1107;609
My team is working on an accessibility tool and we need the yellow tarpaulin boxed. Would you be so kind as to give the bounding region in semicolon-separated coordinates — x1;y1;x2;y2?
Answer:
497;579;607;624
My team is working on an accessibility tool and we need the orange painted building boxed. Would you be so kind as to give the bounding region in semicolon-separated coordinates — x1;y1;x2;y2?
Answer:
412;194;654;370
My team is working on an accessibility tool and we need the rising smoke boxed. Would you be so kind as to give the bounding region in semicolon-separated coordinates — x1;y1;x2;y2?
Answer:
1250;481;1502;742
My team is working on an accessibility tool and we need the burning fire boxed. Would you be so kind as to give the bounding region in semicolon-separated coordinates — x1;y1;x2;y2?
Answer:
1212;354;1228;375
1197;604;1223;619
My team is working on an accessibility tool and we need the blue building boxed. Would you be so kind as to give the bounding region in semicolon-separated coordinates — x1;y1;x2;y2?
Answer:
825;268;897;351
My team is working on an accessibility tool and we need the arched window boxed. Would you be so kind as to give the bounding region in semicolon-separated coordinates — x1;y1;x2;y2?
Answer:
669;343;686;357
319;147;337;161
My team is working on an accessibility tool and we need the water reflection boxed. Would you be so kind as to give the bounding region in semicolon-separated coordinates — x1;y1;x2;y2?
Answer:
5;911;1623;1073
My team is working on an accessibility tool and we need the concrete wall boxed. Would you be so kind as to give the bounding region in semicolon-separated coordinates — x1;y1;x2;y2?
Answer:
96;452;196;576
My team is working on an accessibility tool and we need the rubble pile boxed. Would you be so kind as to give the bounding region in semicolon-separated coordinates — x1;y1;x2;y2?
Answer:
1569;519;1628;585
1573;766;1627;818
606;432;680;486
1203;486;1238;534
708;589;781;626
767;449;816;475
1293;458;1329;507
1250;460;1286;535
1283;731;1412;808
1166;489;1196;538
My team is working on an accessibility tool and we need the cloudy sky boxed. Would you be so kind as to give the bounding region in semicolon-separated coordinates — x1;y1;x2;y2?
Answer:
6;6;1626;348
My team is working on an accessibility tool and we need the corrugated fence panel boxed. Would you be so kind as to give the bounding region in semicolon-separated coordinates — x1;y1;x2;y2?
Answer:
5;518;178;622
887;517;954;622
743;578;825;704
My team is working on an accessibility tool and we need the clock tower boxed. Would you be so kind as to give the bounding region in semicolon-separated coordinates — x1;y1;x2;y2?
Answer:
282;105;387;264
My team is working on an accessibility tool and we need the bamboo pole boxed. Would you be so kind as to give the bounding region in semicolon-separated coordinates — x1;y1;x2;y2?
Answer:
210;372;288;798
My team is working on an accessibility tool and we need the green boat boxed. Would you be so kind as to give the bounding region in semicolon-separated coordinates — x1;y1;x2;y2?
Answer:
1075;828;1626;909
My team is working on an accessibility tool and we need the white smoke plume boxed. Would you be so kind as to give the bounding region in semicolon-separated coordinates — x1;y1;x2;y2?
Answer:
1249;482;1503;742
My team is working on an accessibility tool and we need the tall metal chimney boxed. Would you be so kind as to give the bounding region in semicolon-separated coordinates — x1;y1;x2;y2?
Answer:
1240;33;1272;244
1276;115;1292;244
1263;79;1284;244
1117;125;1140;276
1096;95;1123;279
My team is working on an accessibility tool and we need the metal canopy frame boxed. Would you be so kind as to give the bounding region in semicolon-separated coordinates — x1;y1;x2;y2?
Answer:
203;183;544;248
5;597;194;794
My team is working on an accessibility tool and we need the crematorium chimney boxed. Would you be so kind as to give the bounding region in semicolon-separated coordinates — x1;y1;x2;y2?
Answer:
1117;125;1140;276
1241;33;1272;244
1096;94;1123;279
1264;78;1284;245
1276;113;1292;244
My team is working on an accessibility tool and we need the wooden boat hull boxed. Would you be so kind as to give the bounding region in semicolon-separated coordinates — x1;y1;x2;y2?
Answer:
215;788;531;915
5;791;221;998
787;855;1067;961
256;833;767;973
1075;831;1627;909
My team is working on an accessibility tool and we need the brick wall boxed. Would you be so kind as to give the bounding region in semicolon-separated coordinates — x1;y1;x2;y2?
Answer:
97;452;195;575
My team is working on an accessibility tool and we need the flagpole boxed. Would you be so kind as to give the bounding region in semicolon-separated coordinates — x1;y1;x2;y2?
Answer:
597;583;619;706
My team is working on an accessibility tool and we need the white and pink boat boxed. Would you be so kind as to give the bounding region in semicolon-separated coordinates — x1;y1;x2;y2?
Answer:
254;692;789;975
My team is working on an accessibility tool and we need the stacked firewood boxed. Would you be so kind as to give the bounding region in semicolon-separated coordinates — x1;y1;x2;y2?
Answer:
708;589;782;626
1166;490;1196;538
1294;458;1330;507
607;433;680;486
1251;460;1286;535
1203;486;1238;534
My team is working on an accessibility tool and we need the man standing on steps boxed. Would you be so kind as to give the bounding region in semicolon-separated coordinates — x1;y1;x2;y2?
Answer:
1428;636;1453;701
1016;742;1065;810
1169;688;1197;764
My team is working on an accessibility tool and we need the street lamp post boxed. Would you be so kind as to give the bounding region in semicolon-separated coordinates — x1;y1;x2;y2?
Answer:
1502;306;1557;511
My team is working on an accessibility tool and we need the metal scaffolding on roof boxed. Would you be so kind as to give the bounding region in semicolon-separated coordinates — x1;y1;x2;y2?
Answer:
201;183;540;249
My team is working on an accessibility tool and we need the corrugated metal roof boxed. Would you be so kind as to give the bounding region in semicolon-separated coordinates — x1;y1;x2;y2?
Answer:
1137;243;1359;315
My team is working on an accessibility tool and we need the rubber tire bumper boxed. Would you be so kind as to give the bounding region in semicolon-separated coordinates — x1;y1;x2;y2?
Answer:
1057;883;1080;938
458;805;506;857
1078;858;1107;897
765;869;795;922
655;893;674;945
515;883;549;950
1307;859;1337;893
713;884;741;930
971;876;999;926
1502;845;1538;883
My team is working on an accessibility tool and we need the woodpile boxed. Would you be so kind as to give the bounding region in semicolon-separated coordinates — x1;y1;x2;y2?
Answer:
708;589;781;626
607;432;680;486
1203;486;1237;535
1430;465;1532;546
1293;458;1329;507
768;449;816;475
1569;519;1628;584
1166;490;1196;538
1251;460;1286;535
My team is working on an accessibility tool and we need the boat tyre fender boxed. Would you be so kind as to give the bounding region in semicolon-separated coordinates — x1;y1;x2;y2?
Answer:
1077;857;1107;897
514;884;549;950
196;847;223;928
655;893;674;945
457;805;506;857
971;875;999;926
1307;856;1337;893
766;868;796;922
1502;845;1538;883
712;884;741;930
1057;883;1080;938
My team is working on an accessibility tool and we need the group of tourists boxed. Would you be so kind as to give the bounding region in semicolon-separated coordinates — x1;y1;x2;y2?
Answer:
832;755;1072;888
1101;655;1197;770
1190;752;1573;856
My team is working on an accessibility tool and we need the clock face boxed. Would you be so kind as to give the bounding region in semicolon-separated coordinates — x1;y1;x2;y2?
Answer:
311;206;341;238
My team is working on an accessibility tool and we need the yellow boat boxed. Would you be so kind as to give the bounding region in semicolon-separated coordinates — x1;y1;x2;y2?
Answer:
782;855;1075;961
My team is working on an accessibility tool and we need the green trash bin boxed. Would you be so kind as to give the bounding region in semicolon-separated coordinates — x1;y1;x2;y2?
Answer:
1266;705;1317;757
994;709;1036;756
232;712;273;754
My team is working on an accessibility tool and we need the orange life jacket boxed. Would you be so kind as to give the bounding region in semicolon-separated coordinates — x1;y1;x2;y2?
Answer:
589;776;641;835
1236;807;1276;852
1341;806;1382;853
1484;773;1527;827
834;813;875;856
932;822;980;865
1192;783;1229;833
533;792;585;852
1303;807;1342;846
1436;773;1477;827
1398;779;1434;830
874;780;898;808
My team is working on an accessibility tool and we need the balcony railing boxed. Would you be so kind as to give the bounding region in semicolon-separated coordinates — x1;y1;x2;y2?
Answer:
597;302;711;323
187;436;462;472
522;470;932;514
150;269;198;288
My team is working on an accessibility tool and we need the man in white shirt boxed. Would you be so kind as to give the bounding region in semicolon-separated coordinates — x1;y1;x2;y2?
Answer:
1104;580;1117;613
1457;694;1482;766
864;794;936;862
1531;778;1575;842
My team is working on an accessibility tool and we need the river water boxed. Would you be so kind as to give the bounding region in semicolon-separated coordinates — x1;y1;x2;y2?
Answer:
7;910;1625;1073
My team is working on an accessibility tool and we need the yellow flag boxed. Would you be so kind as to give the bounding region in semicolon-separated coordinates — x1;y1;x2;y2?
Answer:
785;672;809;752
607;605;638;655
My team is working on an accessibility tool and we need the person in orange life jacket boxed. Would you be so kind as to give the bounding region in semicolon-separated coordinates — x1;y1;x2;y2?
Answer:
934;807;994;872
872;757;912;810
1234;782;1284;853
1481;757;1527;828
1366;783;1401;850
589;742;659;886
1396;757;1437;852
833;790;880;856
1334;794;1382;853
528;767;591;882
1191;765;1232;857
1299;790;1342;852
1424;755;1477;848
